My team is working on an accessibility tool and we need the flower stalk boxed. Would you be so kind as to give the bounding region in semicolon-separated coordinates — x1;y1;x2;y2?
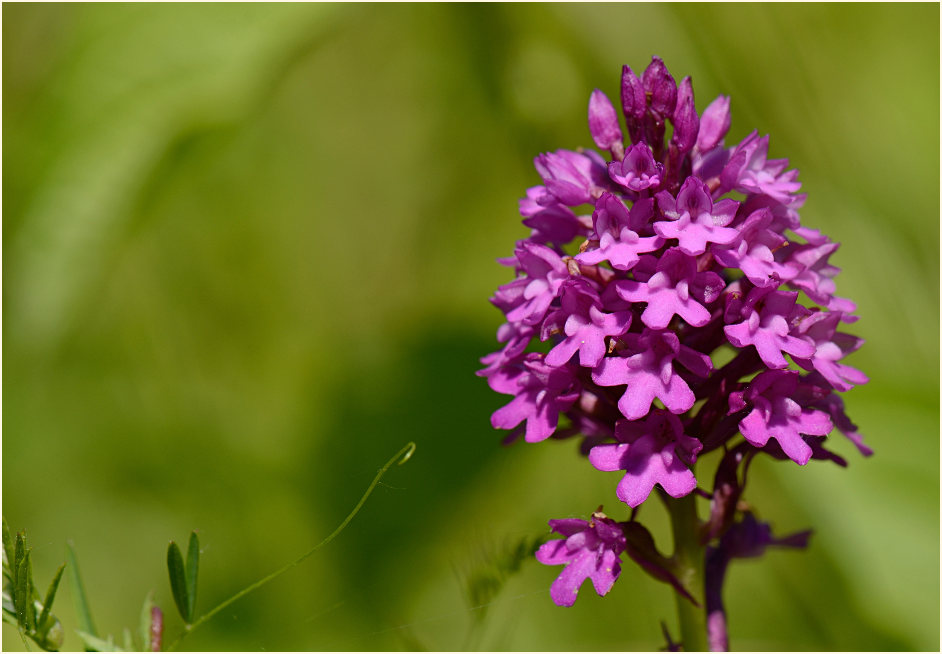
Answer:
668;492;709;652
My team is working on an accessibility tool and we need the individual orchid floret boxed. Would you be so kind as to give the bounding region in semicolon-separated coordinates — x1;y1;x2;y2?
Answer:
575;193;663;270
592;328;712;420
696;95;731;153
791;310;868;391
589;89;625;158
491;353;580;443
720;131;801;203
712;208;795;287
535;150;608;207
477;321;535;392
717;512;812;560
608;143;663;191
654;177;740;255
589;411;703;507
616;247;725;329
779;239;856;313
500;241;570;326
521;203;587;247
728;369;833;465
724;284;816;369
806;388;873;456
535;511;627;607
542;278;632;368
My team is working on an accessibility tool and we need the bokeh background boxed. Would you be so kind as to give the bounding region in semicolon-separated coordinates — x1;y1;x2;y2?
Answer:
3;3;939;651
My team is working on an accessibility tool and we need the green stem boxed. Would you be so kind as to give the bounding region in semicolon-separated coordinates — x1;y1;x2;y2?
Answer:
164;441;416;651
668;491;708;652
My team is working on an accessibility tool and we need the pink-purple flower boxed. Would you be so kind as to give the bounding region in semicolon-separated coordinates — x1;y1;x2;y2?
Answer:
481;57;867;616
534;512;626;607
589;411;703;507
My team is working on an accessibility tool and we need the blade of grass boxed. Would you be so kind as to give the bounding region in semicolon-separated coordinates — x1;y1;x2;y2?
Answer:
38;563;65;631
66;542;98;638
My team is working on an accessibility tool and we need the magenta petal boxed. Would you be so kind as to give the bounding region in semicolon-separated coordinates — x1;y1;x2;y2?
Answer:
589;443;631;472
535;539;572;566
550;551;595;607
590;549;622;596
589;89;624;151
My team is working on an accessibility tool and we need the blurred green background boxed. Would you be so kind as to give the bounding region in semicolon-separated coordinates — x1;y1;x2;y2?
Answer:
3;3;938;651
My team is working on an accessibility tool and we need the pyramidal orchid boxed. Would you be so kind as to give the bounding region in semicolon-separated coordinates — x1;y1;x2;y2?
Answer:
479;57;868;651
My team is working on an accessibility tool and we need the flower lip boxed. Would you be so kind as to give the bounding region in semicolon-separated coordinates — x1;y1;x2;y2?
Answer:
608;143;662;191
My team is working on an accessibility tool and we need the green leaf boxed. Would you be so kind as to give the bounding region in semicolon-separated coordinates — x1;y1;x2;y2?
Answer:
122;627;133;652
2;518;14;573
166;541;189;624
67;542;98;639
14;549;29;627
138;592;155;652
23;550;36;631
14;531;26;583
38;563;65;633
185;532;199;622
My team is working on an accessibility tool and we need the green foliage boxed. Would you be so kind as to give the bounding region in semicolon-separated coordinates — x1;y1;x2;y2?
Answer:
2;519;65;651
65;544;97;642
165;541;188;625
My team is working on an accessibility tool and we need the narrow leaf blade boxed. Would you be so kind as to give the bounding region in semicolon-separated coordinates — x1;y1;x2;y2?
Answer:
14;551;29;627
23;550;36;631
67;542;98;638
13;531;25;584
38;563;66;632
1;518;14;573
184;532;199;622
166;541;189;623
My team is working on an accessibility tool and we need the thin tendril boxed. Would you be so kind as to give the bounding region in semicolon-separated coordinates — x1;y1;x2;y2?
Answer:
165;441;416;651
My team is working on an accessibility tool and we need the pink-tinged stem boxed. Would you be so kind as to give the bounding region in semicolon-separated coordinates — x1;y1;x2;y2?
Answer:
150;606;163;652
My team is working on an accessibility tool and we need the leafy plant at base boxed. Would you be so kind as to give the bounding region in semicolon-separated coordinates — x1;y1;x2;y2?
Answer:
2;518;66;651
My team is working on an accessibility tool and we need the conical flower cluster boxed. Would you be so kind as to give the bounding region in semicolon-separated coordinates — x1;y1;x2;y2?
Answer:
480;57;868;611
